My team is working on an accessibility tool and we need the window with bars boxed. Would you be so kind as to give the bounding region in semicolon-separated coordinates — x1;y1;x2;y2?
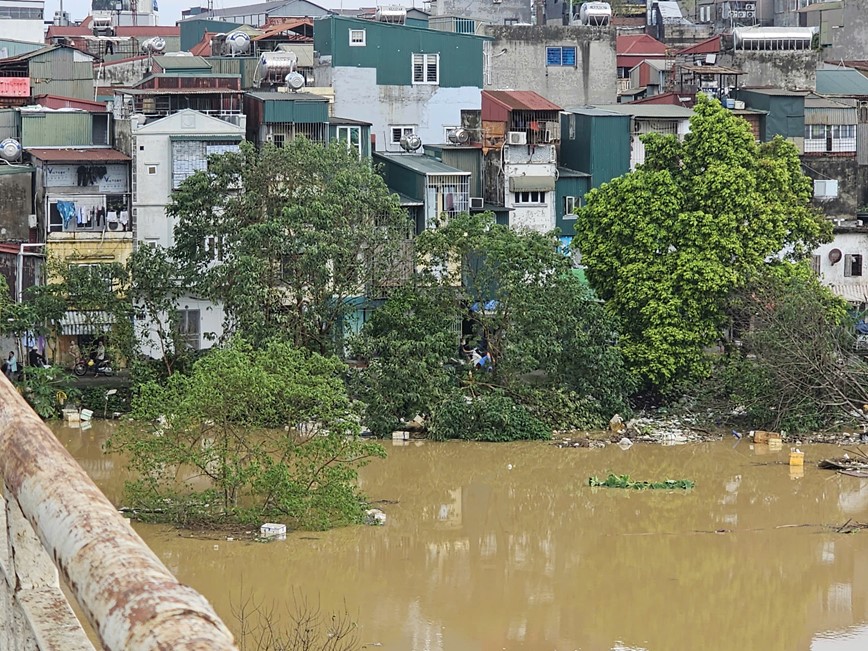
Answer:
172;141;240;189
349;29;366;46
804;124;857;153
546;46;577;67
390;125;416;144
412;53;439;85
845;254;863;278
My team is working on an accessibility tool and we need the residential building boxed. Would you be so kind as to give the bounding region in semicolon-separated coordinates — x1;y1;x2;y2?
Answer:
28;146;132;354
178;0;331;29
0;46;96;102
0;0;45;44
481;90;561;233
554;167;591;242
329;116;372;158
813;223;868;305
559;106;630;189
484;25;617;108
735;87;808;148
626;58;673;99
774;0;868;62
125;109;245;353
425;0;531;26
616;34;667;86
243;90;330;145
583;103;693;169
19;104;112;148
0;163;34;243
313;16;485;153
718;27;819;90
374;152;470;235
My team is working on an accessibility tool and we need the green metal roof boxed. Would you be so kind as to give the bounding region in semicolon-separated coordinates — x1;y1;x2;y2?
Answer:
375;152;469;176
557;167;591;178
246;91;327;102
156;55;212;70
0;164;34;175
816;68;868;96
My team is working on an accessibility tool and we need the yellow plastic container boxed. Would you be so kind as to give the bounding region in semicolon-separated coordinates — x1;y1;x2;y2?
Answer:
789;450;805;467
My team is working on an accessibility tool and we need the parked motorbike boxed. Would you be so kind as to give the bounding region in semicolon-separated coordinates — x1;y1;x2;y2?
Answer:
73;356;114;377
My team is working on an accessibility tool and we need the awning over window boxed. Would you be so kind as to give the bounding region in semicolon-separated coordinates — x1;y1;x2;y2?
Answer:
58;311;114;336
509;175;556;192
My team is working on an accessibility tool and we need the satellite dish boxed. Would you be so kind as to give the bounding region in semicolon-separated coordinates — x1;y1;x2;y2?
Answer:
829;248;842;264
400;134;422;151
285;71;305;91
0;138;22;163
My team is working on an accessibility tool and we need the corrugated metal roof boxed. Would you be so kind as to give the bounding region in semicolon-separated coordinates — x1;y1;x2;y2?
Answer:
375;152;469;176
616;34;667;56
246;91;326;101
155;55;212;70
482;90;561;112
816;68;868;96
329;116;372;125
677;35;721;56
116;26;180;36
117;87;243;94
27;148;131;162
564;107;626;117
805;95;856;109
585;104;694;119
739;87;811;96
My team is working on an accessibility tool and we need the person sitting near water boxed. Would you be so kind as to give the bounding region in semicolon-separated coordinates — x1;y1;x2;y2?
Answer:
28;347;49;368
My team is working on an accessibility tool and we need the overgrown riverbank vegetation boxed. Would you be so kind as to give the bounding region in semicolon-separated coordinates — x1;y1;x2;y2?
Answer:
3;98;868;527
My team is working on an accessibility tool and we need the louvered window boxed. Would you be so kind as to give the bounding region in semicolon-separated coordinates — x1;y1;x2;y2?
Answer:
412;53;439;85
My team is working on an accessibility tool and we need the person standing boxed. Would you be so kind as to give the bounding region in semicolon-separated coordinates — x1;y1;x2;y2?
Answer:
5;351;18;379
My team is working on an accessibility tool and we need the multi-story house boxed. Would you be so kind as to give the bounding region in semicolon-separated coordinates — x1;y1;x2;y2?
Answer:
0;0;44;44
313;16;485;154
480;90;562;233
124;109;245;353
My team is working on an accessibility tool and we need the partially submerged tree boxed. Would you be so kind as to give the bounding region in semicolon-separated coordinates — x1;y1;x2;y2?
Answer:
109;339;385;529
168;139;411;355
352;212;633;436
574;95;831;392
708;266;868;432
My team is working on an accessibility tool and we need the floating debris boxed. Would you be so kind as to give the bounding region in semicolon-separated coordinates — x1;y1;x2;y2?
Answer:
588;474;695;490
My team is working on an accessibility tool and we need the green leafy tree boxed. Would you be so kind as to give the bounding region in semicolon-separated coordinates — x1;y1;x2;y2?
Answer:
574;95;831;392
348;287;458;437
124;244;196;379
705;264;868;432
109;339;385;528
352;212;632;435
168;139;411;355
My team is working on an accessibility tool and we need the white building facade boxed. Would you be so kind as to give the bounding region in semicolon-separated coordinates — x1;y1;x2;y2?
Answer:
131;109;245;355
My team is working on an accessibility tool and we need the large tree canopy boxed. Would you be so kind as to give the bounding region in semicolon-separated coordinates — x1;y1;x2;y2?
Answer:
573;96;831;391
168;139;411;354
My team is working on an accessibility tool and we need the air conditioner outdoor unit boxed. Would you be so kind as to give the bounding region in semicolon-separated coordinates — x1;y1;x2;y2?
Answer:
507;131;527;145
470;197;484;209
813;179;839;199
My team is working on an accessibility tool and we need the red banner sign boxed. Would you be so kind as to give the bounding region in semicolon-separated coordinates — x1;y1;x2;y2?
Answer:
0;78;30;97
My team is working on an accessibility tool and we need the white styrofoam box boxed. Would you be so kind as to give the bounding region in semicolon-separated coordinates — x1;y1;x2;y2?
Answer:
80;409;94;421
260;523;287;540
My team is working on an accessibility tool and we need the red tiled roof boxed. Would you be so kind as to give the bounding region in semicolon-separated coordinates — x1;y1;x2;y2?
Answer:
482;90;561;112
26;148;131;162
616;34;667;56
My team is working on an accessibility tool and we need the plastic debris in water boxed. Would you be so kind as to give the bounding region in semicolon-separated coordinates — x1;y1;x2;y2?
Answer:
732;430;742;439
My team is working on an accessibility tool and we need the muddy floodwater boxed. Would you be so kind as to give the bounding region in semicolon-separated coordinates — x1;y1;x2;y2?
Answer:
55;421;868;651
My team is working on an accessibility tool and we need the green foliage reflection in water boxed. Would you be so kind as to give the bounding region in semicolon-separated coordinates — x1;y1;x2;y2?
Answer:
588;474;695;490
109;339;385;529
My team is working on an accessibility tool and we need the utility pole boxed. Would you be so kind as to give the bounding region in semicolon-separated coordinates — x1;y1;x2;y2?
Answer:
535;0;544;25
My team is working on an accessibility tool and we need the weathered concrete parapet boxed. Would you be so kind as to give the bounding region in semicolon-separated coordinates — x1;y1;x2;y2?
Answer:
483;25;617;107
721;50;819;91
0;379;239;651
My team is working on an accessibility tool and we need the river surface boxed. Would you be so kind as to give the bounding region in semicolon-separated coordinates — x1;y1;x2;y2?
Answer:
54;421;868;651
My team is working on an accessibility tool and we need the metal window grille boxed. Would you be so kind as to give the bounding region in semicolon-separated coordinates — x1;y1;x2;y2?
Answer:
425;174;469;227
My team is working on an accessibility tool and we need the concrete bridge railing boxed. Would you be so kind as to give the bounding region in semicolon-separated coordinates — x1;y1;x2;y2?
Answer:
0;379;239;651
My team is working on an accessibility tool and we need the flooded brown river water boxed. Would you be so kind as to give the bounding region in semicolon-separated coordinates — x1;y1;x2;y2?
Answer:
54;421;868;651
